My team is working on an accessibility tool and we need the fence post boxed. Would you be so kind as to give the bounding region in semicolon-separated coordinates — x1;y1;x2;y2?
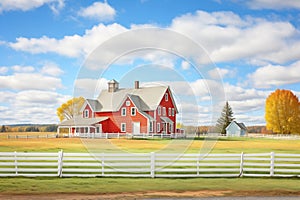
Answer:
14;151;18;176
150;152;155;178
270;152;275;177
57;150;64;177
239;152;244;177
101;153;105;177
196;157;200;176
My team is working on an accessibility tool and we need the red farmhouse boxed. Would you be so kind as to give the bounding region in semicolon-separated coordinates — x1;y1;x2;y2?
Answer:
58;80;178;136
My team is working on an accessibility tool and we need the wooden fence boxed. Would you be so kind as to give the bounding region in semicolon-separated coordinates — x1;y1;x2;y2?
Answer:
0;151;299;178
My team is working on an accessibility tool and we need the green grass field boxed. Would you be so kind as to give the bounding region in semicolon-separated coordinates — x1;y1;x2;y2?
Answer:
1;132;300;153
0;132;300;198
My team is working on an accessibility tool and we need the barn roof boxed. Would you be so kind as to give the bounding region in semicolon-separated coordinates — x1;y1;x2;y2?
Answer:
96;85;173;112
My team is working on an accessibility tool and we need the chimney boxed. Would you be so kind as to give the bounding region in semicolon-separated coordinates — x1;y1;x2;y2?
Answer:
108;79;119;93
134;81;139;89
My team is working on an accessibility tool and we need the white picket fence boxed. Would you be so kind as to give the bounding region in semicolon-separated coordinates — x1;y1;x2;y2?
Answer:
0;151;299;178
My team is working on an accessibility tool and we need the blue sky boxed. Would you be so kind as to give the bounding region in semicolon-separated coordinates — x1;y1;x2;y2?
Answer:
0;0;300;126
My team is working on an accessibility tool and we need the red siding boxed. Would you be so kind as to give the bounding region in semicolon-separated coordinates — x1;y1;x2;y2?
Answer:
82;104;93;118
155;88;176;134
95;97;148;133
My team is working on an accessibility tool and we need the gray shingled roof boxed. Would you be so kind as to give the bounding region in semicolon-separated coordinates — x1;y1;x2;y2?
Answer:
237;122;247;130
97;86;171;112
58;117;108;126
86;99;102;112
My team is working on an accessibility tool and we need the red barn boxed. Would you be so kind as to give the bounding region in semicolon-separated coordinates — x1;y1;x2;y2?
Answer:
58;80;178;136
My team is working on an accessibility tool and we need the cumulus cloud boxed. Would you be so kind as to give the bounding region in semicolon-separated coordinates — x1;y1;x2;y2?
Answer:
78;1;116;22
8;10;299;67
11;65;35;73
245;0;300;10
40;62;64;76
0;73;63;91
0;0;64;14
0;67;8;74
181;61;190;70
248;61;300;88
0;90;70;124
9;23;127;57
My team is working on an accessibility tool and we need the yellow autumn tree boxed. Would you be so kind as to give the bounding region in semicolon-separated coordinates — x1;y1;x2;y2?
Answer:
57;97;85;122
265;89;300;134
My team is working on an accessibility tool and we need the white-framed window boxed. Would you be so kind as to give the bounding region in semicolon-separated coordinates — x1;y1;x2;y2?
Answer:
121;107;126;116
172;108;175;116
131;107;136;116
169;123;173;133
84;109;89;118
121;123;126;132
149;121;153;132
158;106;161;116
163;107;166;116
157;123;160;132
165;93;168;101
168;108;171;116
126;100;130;106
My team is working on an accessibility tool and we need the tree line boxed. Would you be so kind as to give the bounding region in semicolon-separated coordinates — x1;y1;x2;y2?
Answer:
0;125;58;133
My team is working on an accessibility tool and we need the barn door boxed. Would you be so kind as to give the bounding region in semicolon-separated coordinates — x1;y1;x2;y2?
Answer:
132;122;140;134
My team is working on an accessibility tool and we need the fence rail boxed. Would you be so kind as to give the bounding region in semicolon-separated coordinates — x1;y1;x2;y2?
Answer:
0;151;299;178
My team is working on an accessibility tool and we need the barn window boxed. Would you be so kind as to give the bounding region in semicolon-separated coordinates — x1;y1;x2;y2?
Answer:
163;107;166;116
121;107;126;116
168;108;171;116
158;106;161;116
172;108;175;116
121;123;126;132
165;93;168;101
131;107;136;116
84;109;89;118
126;100;130;106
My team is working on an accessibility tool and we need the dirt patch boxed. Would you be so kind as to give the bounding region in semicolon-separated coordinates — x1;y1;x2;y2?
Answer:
0;190;230;200
0;190;299;200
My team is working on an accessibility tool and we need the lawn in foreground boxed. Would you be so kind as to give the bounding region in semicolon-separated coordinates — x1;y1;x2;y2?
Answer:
0;133;300;154
0;177;299;197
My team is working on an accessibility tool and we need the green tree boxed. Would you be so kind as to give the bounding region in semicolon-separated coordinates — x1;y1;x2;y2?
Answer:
216;101;235;135
0;125;6;132
265;89;300;134
56;97;85;122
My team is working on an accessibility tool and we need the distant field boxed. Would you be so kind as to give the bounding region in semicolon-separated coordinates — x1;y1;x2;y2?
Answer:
1;132;300;154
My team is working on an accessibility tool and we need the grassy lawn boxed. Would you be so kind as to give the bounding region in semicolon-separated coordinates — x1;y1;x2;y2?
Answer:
0;132;299;197
0;177;299;196
1;133;300;154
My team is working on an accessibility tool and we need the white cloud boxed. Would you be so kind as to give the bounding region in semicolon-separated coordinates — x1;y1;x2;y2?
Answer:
170;10;298;64
8;10;300;66
248;61;300;88
245;0;300;10
40;62;63;76
0;90;70;124
0;67;8;74
0;73;63;91
78;1;116;22
11;65;35;73
9;23;127;57
0;0;64;13
208;68;230;79
181;61;190;70
74;78;108;98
